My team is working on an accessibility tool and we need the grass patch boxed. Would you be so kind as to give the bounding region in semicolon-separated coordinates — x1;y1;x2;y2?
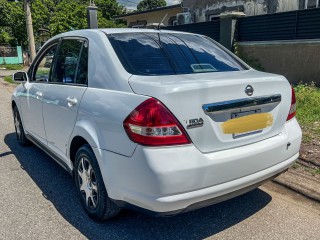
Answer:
314;169;320;175
294;83;320;143
3;75;18;84
0;64;24;70
294;83;320;125
292;163;300;169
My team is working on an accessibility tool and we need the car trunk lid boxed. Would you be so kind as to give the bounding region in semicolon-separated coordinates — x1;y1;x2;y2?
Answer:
129;70;292;153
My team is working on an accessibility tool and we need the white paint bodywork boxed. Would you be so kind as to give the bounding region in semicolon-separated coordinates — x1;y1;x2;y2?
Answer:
12;29;302;214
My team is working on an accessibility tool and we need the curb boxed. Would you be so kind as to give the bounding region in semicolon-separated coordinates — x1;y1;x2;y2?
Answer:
272;166;320;203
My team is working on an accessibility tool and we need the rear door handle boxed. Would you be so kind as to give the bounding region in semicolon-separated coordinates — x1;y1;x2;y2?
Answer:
35;91;43;99
66;97;78;106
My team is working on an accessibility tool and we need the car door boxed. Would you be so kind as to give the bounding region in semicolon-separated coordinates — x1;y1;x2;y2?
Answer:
42;38;88;164
20;43;58;146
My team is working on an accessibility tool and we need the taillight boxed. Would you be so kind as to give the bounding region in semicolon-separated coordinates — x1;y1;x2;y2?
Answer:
123;98;191;146
286;86;296;121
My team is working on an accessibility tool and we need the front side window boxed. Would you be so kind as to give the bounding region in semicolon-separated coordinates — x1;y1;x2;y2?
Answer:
51;39;87;84
33;45;57;82
108;32;247;76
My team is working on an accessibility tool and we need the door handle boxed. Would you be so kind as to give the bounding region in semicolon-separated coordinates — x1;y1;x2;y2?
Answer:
66;97;78;106
35;91;43;99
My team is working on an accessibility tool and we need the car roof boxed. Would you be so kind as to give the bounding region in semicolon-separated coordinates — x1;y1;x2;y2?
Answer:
50;28;195;40
99;28;193;35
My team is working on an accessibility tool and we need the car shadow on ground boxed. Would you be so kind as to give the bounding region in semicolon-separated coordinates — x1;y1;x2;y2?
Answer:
5;132;272;240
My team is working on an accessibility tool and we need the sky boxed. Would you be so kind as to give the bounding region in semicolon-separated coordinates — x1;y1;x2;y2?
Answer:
117;0;181;11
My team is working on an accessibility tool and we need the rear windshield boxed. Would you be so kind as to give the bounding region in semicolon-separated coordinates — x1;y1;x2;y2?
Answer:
107;32;247;76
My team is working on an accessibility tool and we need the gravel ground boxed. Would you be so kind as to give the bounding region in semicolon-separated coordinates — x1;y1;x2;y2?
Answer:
0;78;319;240
0;69;25;78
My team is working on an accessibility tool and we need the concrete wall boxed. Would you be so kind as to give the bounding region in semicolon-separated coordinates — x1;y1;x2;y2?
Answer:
119;8;183;27
183;0;299;22
239;40;320;86
0;46;23;65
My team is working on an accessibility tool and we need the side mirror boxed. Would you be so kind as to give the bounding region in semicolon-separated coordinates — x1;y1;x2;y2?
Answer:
13;72;28;82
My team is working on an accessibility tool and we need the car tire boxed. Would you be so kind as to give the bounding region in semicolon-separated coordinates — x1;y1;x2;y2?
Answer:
74;144;121;221
13;106;29;146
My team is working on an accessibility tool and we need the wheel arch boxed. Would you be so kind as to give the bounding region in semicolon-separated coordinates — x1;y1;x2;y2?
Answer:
69;136;90;167
68;121;100;168
12;100;17;110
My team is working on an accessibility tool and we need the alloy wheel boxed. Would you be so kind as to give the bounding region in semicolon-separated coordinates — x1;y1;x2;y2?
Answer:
77;157;98;209
14;112;21;139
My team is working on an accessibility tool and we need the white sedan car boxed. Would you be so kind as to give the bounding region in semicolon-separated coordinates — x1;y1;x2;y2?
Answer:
12;29;301;221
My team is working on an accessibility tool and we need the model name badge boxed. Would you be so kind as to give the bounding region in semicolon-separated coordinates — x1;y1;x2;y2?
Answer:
186;118;204;129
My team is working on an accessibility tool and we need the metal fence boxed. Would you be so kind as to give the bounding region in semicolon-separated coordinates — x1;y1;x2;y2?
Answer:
164;8;320;43
164;20;220;41
237;8;320;41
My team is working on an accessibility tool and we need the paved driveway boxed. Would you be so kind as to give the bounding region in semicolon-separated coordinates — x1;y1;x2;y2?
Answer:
0;79;319;240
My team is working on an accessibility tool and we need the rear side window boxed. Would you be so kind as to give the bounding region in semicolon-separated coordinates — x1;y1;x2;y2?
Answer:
108;33;247;76
76;41;88;85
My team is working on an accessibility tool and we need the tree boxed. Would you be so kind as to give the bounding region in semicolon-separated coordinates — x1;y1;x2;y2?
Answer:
0;0;125;47
49;0;125;36
49;0;88;36
95;0;125;21
0;0;26;46
137;0;166;11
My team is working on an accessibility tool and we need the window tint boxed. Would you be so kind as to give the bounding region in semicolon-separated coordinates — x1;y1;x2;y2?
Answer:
179;34;243;72
33;45;57;82
108;33;175;75
51;39;84;84
108;33;247;76
76;41;88;85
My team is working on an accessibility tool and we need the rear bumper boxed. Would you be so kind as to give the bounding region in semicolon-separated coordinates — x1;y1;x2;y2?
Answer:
112;167;289;217
112;154;296;215
95;118;301;213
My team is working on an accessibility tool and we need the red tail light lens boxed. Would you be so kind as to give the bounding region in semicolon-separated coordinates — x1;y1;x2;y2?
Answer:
124;98;191;146
286;86;296;121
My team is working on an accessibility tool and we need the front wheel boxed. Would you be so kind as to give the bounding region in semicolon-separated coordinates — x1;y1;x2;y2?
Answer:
74;144;120;221
13;106;29;146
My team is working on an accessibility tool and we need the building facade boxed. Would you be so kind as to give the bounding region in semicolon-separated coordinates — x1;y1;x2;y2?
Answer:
115;4;183;28
183;0;318;23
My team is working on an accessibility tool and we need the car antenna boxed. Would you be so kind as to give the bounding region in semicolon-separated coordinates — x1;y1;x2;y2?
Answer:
157;13;168;30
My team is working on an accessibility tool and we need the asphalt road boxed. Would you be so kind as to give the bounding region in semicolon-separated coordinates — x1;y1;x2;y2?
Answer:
0;79;319;240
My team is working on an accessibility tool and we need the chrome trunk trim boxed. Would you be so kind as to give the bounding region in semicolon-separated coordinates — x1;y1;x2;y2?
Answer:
202;94;281;114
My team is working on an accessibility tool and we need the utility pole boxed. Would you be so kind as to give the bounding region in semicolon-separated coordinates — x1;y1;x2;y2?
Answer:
24;0;36;63
87;0;98;29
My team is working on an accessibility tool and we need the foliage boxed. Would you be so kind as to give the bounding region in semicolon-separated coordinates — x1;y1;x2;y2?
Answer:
49;0;88;36
0;27;13;44
0;0;125;47
137;0;166;11
294;83;320;125
0;0;26;46
8;1;26;46
95;0;125;21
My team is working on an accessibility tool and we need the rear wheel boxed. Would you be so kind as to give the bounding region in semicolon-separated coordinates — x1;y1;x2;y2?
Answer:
13;106;29;146
74;144;120;221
